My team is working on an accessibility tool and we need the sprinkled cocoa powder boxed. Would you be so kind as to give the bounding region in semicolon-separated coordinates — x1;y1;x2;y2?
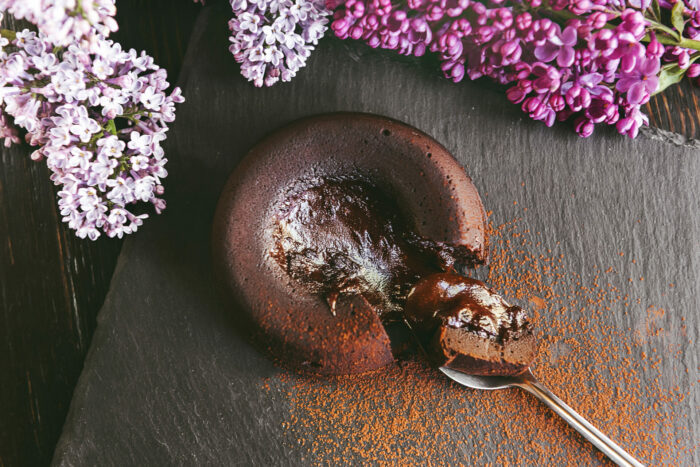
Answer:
268;216;696;465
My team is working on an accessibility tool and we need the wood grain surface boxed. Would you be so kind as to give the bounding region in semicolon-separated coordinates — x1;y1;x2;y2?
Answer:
52;4;698;466
1;1;699;465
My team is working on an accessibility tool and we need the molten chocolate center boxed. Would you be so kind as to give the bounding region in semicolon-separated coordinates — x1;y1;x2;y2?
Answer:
270;176;473;319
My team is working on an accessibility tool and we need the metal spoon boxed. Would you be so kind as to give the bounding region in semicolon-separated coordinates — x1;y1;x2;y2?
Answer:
440;366;645;467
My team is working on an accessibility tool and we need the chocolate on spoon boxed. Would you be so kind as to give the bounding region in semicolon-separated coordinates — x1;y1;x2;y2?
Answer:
405;272;537;376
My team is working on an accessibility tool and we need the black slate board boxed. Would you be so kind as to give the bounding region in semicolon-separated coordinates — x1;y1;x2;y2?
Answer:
53;4;699;465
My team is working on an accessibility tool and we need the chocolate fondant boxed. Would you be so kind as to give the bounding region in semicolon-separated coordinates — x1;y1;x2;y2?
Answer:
405;273;537;376
212;113;488;374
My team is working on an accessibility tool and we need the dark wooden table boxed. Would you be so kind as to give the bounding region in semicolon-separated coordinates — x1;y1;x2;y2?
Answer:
0;2;698;465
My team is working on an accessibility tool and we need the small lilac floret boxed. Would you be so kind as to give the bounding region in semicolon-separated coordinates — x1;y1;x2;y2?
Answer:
616;56;660;105
534;25;577;67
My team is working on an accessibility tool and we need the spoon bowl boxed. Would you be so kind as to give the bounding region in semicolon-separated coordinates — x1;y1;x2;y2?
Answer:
440;366;522;390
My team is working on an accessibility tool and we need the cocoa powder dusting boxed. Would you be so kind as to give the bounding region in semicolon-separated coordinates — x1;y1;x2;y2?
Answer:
265;215;696;465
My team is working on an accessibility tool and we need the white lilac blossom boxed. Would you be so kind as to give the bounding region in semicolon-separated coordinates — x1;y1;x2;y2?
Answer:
0;0;117;52
0;28;184;240
228;0;330;87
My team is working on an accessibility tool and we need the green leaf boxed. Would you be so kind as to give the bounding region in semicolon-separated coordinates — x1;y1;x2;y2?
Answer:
671;1;685;36
0;29;16;41
105;119;117;136
654;63;686;95
652;0;662;20
87;130;105;147
654;54;700;95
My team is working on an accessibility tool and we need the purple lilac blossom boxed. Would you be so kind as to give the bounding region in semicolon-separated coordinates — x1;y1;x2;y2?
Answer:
0;24;184;240
228;0;330;87
0;0;118;52
326;0;700;138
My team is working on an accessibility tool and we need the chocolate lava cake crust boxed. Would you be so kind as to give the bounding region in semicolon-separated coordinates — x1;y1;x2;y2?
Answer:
212;113;488;375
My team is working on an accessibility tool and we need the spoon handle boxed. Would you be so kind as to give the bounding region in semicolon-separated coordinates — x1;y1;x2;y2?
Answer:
516;372;644;467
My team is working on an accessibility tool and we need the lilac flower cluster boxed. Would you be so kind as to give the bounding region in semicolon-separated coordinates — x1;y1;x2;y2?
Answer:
228;0;330;86
0;24;184;239
328;0;700;137
0;0;117;52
